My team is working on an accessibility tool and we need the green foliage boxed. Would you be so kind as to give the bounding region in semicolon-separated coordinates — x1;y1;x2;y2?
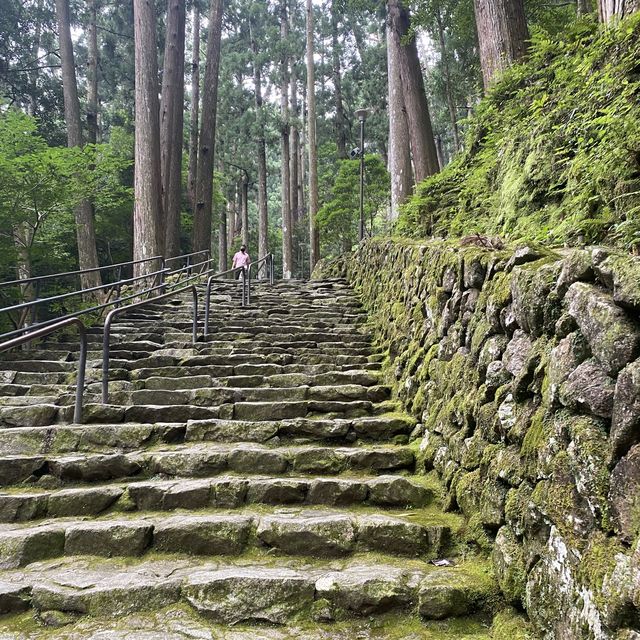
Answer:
398;14;640;252
317;154;390;257
0;109;133;281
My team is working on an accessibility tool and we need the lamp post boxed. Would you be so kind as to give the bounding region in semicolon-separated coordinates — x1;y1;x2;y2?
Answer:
355;108;369;242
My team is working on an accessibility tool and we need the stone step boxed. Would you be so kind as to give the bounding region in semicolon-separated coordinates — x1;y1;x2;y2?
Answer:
75;384;391;407
137;369;382;390
0;509;453;567
0;474;435;523
130;362;382;381
55;398;391;426
0;442;415;486
0;414;414;458
0;555;496;625
0;607;495;638
186;414;414;443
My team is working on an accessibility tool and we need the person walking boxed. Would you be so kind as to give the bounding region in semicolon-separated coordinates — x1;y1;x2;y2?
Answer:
232;244;251;277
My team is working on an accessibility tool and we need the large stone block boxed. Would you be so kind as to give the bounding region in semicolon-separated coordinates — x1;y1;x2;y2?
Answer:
257;513;356;557
609;445;640;543
183;567;315;624
565;282;640;375
611;359;640;459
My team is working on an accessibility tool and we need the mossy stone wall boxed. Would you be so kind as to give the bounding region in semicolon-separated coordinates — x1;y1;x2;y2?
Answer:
315;238;640;640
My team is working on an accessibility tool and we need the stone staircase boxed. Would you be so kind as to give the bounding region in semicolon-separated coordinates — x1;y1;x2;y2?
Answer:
0;279;498;638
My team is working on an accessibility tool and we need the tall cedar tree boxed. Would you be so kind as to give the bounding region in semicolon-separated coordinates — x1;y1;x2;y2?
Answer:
133;0;163;277
160;0;186;258
331;2;348;159
55;0;102;289
473;0;529;88
307;0;319;270
280;0;293;279
387;0;439;183
598;0;639;20
386;4;413;219
193;0;224;261
249;12;269;275
187;5;200;213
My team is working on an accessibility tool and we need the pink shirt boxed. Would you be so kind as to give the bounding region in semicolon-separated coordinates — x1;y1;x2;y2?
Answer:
232;251;251;268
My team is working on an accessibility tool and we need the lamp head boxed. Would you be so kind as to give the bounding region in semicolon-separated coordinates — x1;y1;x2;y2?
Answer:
355;108;369;122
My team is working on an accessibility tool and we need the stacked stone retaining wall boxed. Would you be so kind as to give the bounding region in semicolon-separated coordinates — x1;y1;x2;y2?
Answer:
315;238;640;640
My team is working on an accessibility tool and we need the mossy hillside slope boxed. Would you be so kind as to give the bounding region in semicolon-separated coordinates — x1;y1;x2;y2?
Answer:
398;15;640;252
315;238;640;640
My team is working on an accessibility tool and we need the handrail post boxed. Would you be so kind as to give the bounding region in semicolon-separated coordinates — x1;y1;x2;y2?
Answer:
246;266;251;305
159;258;166;293
270;254;274;285
74;324;87;423
191;285;198;344
187;255;192;277
102;311;114;404
204;276;213;338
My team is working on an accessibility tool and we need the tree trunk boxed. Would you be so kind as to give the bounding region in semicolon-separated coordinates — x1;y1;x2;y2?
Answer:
387;0;439;184
55;0;102;290
290;69;300;223
577;0;592;14
306;0;319;271
87;0;99;145
249;16;269;278
28;0;44;118
436;8;460;152
160;0;186;259
241;173;249;248
193;0;224;258
386;9;413;220
219;198;228;272
280;0;293;280
133;0;163;278
473;0;529;89
187;5;200;213
598;0;639;20
331;2;348;159
16;0;44;312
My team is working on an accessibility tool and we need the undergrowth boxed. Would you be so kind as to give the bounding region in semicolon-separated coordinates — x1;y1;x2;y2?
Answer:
397;14;640;252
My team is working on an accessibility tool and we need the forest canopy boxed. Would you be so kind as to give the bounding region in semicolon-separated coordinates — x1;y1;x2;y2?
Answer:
0;0;638;291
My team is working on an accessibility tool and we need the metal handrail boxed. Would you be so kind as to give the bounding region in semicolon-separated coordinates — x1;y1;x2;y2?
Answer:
203;254;275;337
164;250;210;266
0;267;171;342
203;266;245;337
0;317;87;423
0;255;163;290
0;250;216;342
101;279;201;403
244;254;274;306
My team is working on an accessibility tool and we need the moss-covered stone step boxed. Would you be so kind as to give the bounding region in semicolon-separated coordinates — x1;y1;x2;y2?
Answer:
0;474;435;523
186;414;414;443
0;414;415;458
50;398;392;426
136;369;382;391
0;606;499;639
130;361;383;382
0;510;451;567
0;422;184;456
0;442;415;486
0;554;497;625
56;384;390;409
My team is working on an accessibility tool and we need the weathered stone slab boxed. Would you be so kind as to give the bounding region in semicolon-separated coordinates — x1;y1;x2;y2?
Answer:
183;567;315;624
64;521;153;557
257;513;356;557
566;282;640;375
153;515;253;555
